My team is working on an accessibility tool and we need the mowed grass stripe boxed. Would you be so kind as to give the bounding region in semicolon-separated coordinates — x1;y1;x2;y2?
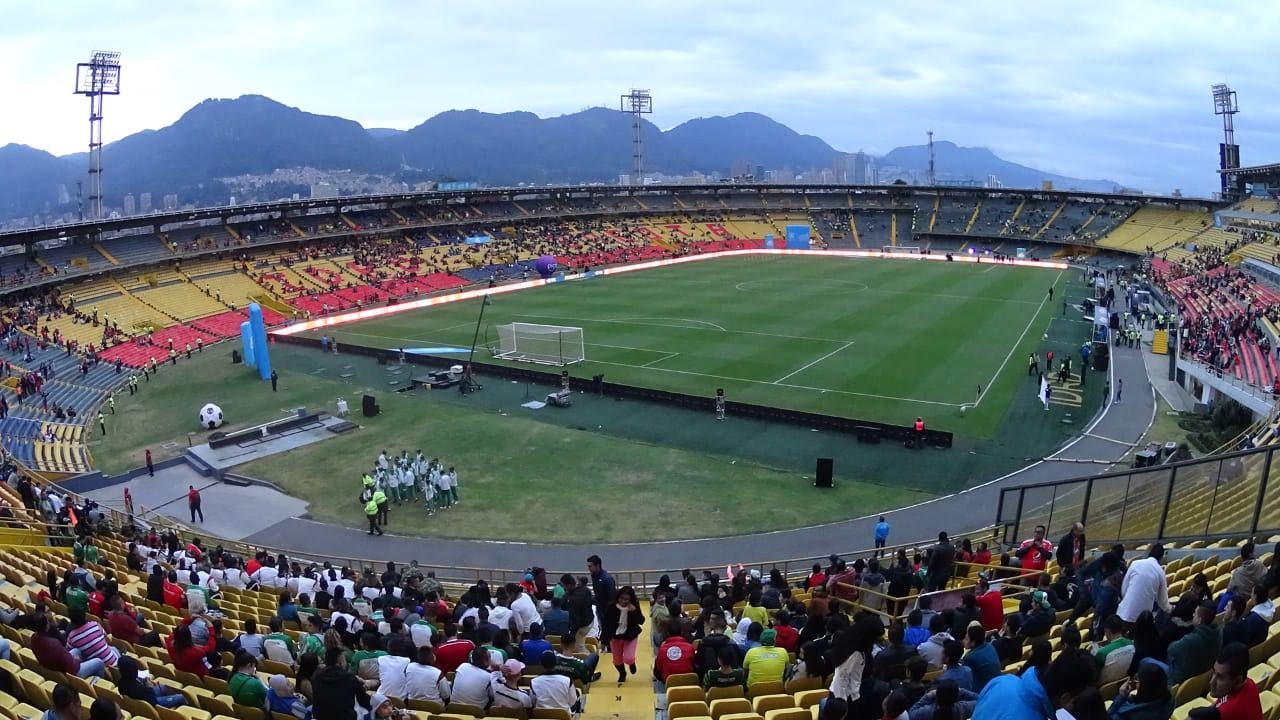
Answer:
323;257;1055;436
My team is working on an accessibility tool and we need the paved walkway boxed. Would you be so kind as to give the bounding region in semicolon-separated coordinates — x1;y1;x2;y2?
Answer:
241;342;1156;573
1144;346;1198;412
85;464;309;541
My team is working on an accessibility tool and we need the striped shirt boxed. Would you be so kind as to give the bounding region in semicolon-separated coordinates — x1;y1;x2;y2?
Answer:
67;621;119;666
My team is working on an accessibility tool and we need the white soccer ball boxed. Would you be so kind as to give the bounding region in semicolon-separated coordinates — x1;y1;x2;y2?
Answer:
198;403;224;430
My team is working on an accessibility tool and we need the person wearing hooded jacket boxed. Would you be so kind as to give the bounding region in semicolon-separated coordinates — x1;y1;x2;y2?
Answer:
313;647;371;720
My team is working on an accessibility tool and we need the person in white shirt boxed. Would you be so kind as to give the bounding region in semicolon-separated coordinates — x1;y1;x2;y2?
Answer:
490;659;534;710
509;585;540;635
376;648;412;699
530;651;582;715
446;468;459;504
399;464;415;503
488;601;514;634
377;451;389;473
403;647;451;703
450;649;495;708
252;560;281;589
291;572;317;599
235;619;266;659
221;561;250;589
433;464;450;508
1117;544;1171;624
385;463;401;504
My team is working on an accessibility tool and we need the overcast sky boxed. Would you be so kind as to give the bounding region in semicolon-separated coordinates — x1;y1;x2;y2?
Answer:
2;1;1276;196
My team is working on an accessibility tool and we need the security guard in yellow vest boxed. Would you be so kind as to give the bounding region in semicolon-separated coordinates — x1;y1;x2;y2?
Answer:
364;497;382;536
373;488;389;526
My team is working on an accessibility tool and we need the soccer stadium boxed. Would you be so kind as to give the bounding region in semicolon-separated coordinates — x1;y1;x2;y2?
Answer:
5;14;1280;720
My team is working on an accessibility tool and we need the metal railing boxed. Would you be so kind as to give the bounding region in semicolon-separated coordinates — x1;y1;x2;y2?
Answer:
997;444;1280;547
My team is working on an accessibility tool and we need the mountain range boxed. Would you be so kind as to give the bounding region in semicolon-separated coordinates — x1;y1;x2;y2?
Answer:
0;94;1119;221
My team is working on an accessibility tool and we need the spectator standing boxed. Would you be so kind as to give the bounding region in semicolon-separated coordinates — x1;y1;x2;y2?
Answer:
600;585;644;682
588;555;616;643
926;532;955;592
187;485;203;523
874;516;891;557
1117;545;1171;624
1055;523;1086;572
1014;525;1054;572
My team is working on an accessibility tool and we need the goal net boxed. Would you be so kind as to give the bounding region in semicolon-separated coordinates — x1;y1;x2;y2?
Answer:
883;245;922;255
493;323;585;366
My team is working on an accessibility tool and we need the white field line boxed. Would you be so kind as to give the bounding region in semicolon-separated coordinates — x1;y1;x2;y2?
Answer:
587;357;964;407
970;269;1064;409
639;352;681;368
613;316;727;331
773;341;855;384
513;313;849;344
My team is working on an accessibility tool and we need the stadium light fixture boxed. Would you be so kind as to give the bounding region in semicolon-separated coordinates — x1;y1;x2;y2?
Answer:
619;89;653;184
74;51;122;221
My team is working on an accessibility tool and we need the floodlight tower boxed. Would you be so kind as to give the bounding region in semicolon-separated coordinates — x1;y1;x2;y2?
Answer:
620;89;653;184
1212;83;1240;200
74;51;122;220
927;130;936;186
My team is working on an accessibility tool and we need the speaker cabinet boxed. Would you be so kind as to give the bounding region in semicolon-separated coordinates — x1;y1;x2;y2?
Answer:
815;458;834;488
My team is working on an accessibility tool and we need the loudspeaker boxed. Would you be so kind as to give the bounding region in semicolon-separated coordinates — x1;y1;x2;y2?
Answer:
231;350;242;364
362;394;380;417
815;458;834;488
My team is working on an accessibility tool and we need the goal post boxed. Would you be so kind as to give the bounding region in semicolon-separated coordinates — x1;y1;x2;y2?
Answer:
883;245;921;255
492;322;585;366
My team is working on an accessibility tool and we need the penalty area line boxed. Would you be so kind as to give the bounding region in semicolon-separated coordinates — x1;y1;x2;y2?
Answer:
772;341;854;384
587;357;964;407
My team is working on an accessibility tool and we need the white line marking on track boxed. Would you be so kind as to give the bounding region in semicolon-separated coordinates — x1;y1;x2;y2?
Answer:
970;269;1064;409
772;341;855;384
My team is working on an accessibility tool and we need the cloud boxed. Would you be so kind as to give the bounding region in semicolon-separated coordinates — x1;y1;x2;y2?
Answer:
0;0;1277;195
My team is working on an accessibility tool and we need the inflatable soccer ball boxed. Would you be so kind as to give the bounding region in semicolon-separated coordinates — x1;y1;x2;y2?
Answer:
198;403;224;430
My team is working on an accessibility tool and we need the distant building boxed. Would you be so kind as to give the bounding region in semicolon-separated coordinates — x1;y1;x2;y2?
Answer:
754;165;765;181
122;193;135;216
832;153;850;183
163;193;178;210
853;151;869;184
985;174;1003;189
310;183;337;199
57;185;70;205
139;193;152;213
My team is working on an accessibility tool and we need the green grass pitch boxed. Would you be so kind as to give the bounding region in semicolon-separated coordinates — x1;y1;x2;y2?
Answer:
316;256;1063;437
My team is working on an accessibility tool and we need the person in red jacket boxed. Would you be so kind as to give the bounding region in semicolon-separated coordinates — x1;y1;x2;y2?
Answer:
653;620;696;685
973;575;1005;632
106;594;160;647
771;610;800;653
162;571;186;611
166;615;225;678
432;622;475;674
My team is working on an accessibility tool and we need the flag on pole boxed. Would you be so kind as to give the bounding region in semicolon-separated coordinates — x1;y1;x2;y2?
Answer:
1038;375;1050;409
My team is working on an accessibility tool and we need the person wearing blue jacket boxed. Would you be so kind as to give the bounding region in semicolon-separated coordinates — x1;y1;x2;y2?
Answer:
974;651;1097;720
961;625;1001;692
874;517;891;557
